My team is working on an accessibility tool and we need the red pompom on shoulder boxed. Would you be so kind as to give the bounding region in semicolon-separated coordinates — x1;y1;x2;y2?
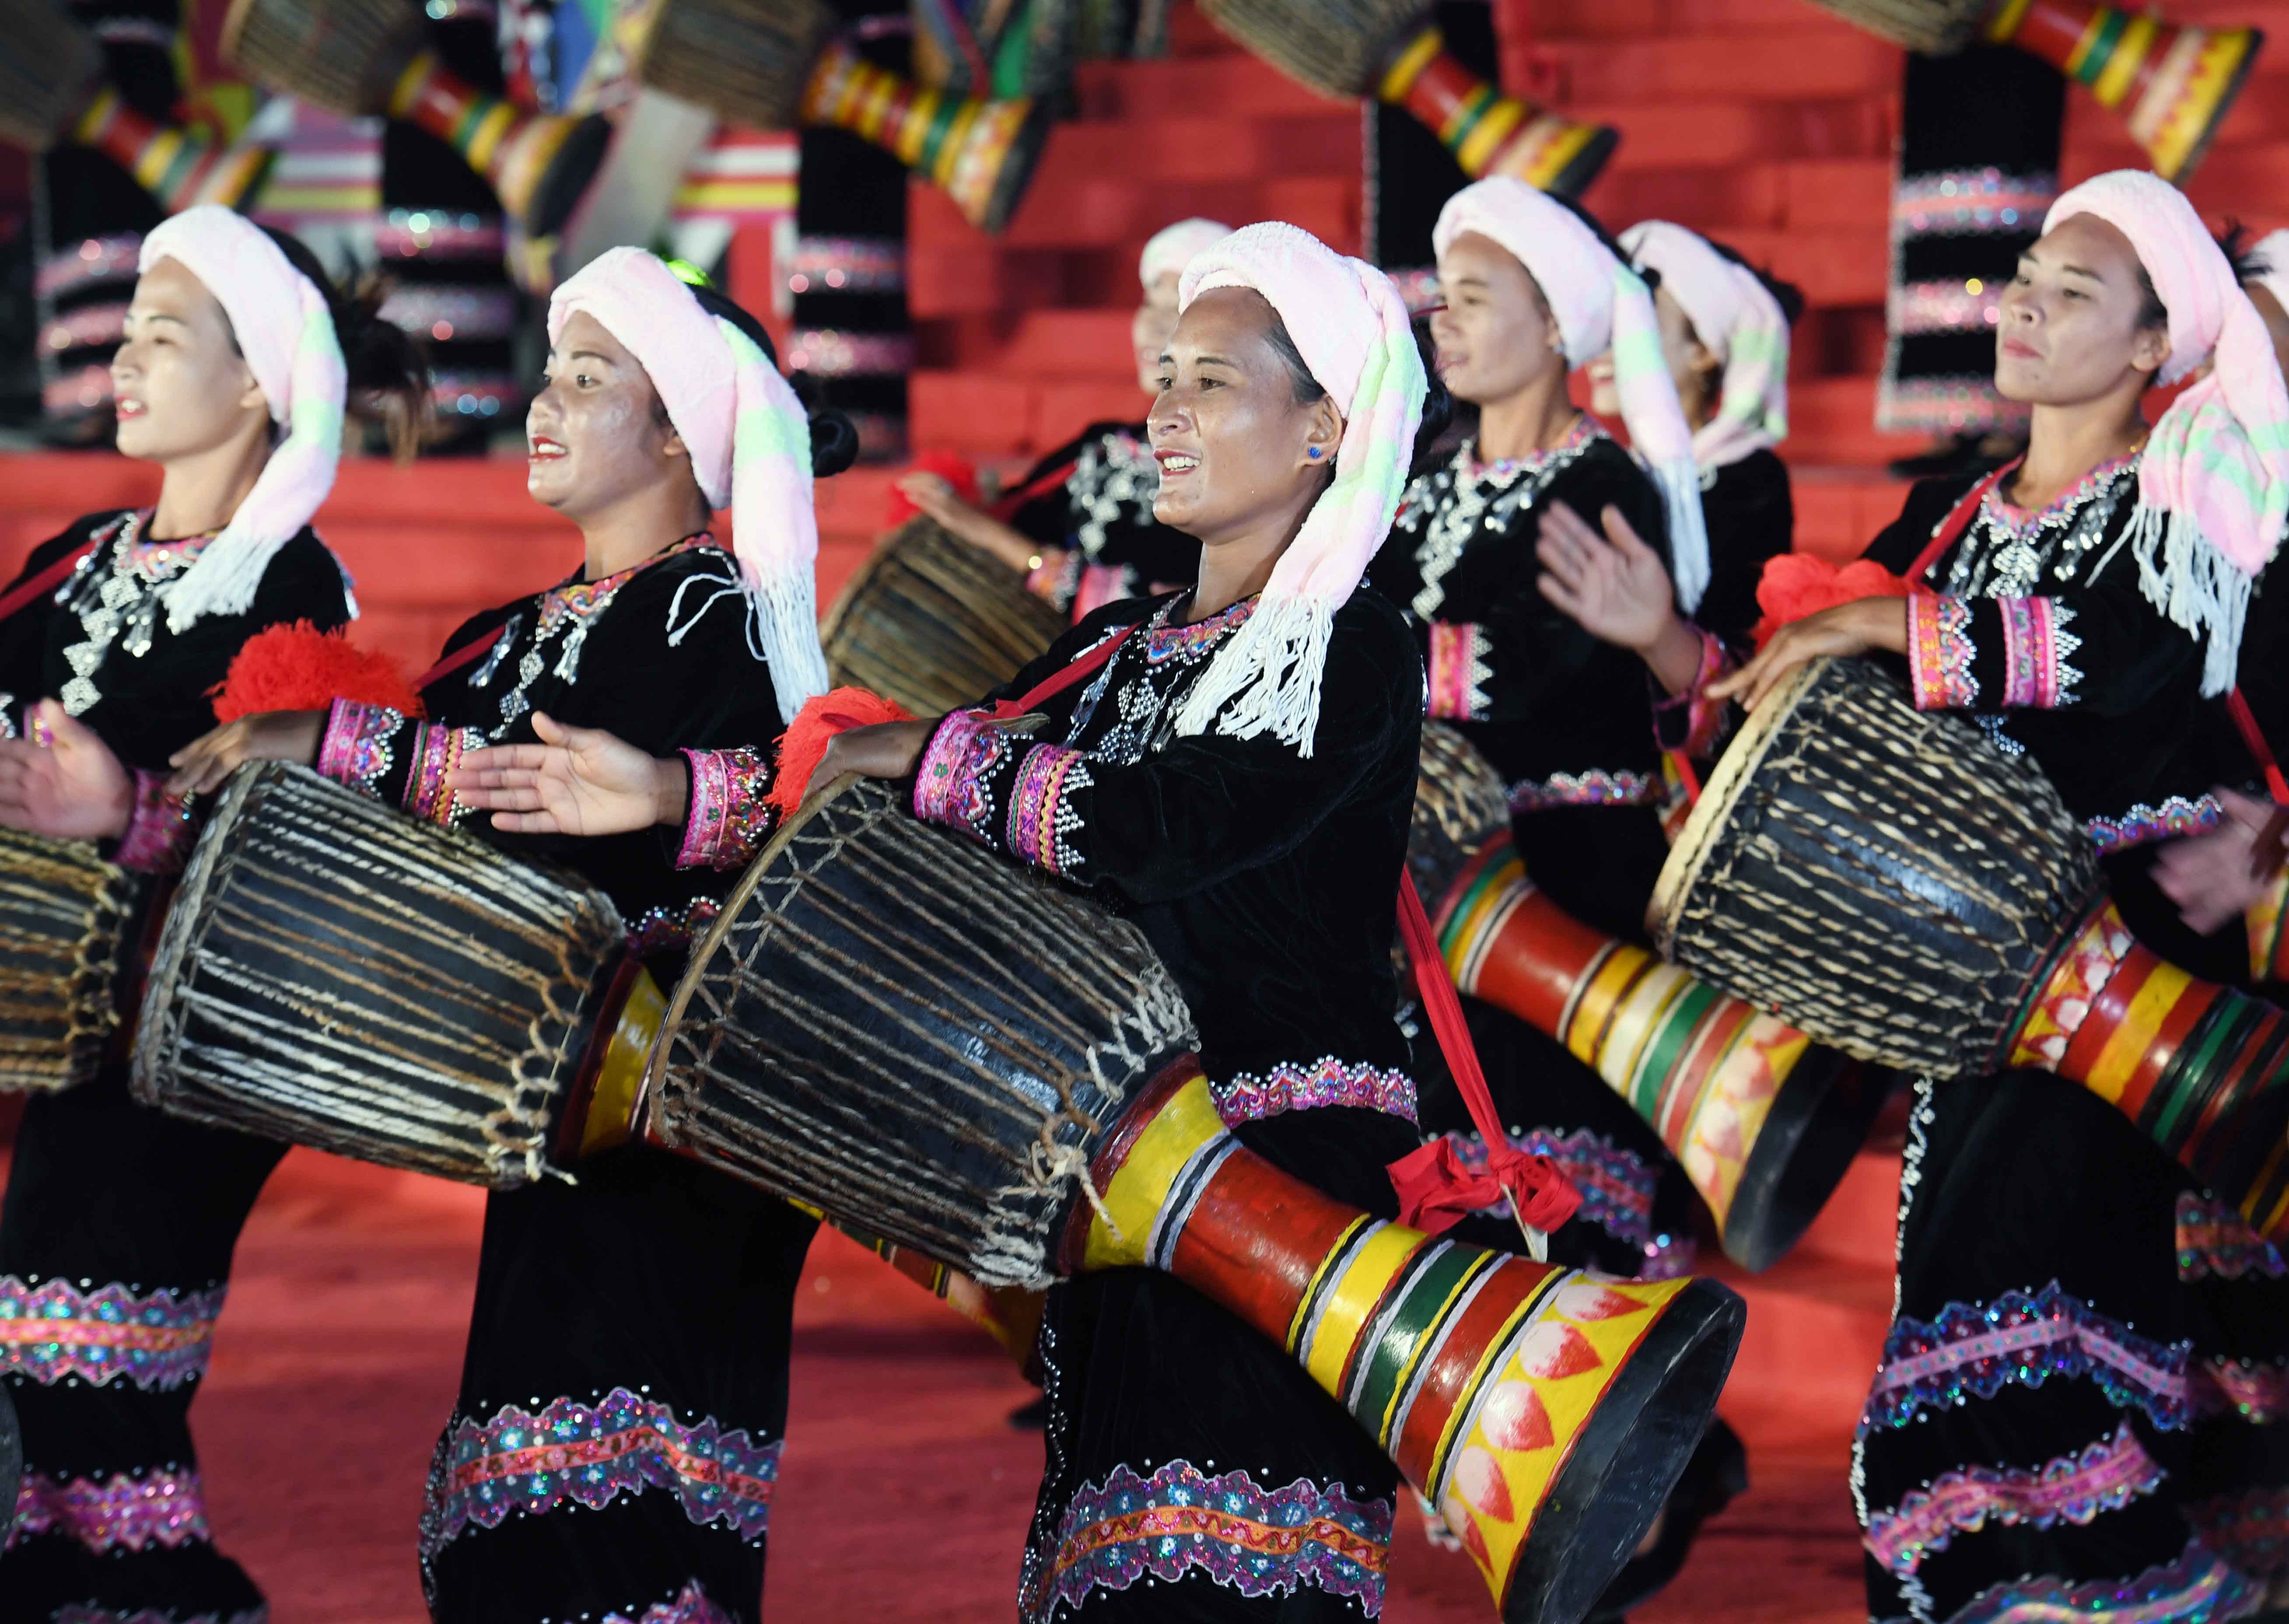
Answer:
1749;553;1914;649
208;621;425;722
883;450;982;526
766;686;918;820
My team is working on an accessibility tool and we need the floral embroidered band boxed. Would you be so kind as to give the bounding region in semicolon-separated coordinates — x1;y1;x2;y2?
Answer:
1005;744;1091;876
1208;1058;1418;1128
0;1276;224;1390
420;1386;781;1560
1022;1460;1393;1622
10;1467;214;1554
1426;621;1491;723
318;699;404;798
1907;592;1977;710
1860;1281;2190;1436
1996;596;2080;708
2184;1486;2289;1580
678;748;775;872
404;720;482;826
1910;1533;2256;1624
1862;1422;2164;1578
1506;768;1662;814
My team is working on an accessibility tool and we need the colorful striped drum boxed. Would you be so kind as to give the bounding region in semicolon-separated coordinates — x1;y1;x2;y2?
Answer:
385;51;609;241
1655;656;2289;1246
1374;24;1617;200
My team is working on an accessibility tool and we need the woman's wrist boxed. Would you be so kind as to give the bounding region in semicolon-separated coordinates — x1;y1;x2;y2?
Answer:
1638;612;1708;695
652;754;692;828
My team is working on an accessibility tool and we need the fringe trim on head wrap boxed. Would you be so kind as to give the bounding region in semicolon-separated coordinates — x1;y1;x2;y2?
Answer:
2042;172;2289;696
1172;223;1425;756
1619;219;1791;475
1435;178;1710;615
137;207;349;633
550;247;827;725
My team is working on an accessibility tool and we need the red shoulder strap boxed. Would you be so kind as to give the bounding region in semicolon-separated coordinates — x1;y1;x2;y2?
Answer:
414;627;501;691
0;539;101;626
1907;460;2020;584
987;620;1141;718
988;454;1082;523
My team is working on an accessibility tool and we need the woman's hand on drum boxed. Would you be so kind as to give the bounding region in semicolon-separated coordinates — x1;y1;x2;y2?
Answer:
1706;596;1910;714
816;719;937;784
896;471;1055;577
2154;786;2288;934
446;712;687;836
0;701;134;841
167;710;327;796
1535;502;1705;693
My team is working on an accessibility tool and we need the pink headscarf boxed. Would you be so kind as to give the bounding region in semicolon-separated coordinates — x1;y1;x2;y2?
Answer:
548;247;826;724
1139;218;1233;292
1434;177;1711;613
2044;172;2289;695
1174;221;1426;755
137;207;349;633
1619;220;1790;473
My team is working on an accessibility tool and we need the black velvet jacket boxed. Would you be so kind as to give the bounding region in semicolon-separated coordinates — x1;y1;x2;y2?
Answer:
1008;420;1199;616
0;510;352;768
1696;448;1795;647
909;588;1422;1107
317;535;784;962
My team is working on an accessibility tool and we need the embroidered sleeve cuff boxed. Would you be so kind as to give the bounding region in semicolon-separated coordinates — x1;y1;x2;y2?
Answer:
1069;563;1133;623
1651;627;1736;757
913;709;1001;828
401;720;485;827
316;699;406;799
115;768;196;874
1425;620;1491;721
676;748;776;872
1995;596;2082;708
1907;592;1978;710
1001;743;1093;877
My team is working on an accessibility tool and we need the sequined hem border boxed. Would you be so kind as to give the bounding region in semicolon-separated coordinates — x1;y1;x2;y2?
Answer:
1918;1533;2257;1624
1506;768;1662;813
0;1276;223;1390
2085;795;2222;854
2185;1486;2289;1581
1209;1058;1419;1128
1020;1460;1393;1624
1862;1422;2164;1578
10;1466;214;1554
600;1582;738;1624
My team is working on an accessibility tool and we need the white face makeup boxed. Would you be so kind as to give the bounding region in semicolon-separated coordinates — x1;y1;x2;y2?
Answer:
525;310;686;521
110;256;269;465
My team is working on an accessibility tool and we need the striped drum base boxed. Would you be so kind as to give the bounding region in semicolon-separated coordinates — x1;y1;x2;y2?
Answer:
1064;1062;1744;1624
1375;24;1617;200
386;51;609;241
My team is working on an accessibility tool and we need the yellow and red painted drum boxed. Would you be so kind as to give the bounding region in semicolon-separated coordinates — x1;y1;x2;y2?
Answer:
1655;655;2289;1245
1410;724;1882;1270
387;52;609;240
1375;24;1617;200
645;774;1746;1624
1979;0;2261;182
70;88;274;214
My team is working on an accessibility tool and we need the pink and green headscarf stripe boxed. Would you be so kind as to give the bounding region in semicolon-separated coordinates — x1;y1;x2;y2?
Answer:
1172;221;1426;755
2044;171;2289;693
1434;178;1711;614
138;206;349;632
550;247;827;722
1619;219;1791;473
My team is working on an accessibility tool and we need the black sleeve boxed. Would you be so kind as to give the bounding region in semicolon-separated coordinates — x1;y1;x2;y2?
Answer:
1005;424;1112;550
1694;450;1795;647
0;520;109;735
1862;475;1979;574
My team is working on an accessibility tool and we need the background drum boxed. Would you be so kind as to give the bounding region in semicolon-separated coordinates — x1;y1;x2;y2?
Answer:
0;828;144;1095
646;772;1745;1624
1410;724;1882;1270
1655;654;2289;1243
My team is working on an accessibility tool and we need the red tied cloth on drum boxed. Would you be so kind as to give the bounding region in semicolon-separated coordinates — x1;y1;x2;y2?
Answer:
771;627;1582;1243
207;620;424;721
767;687;919;819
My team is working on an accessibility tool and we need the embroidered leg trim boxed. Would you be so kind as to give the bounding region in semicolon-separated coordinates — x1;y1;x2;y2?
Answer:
10;1466;214;1553
2185;1487;2289;1582
1925;1532;2259;1624
596;1582;740;1624
0;1276;224;1390
1019;1461;1393;1623
418;1388;781;1563
1862;1422;2166;1579
2176;1192;2286;1282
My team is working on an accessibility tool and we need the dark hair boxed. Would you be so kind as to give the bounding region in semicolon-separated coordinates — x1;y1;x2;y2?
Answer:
2219;219;2271;290
682;279;860;479
1261;301;1453;470
2132;264;2170;333
1702;235;1807;327
259;225;432;461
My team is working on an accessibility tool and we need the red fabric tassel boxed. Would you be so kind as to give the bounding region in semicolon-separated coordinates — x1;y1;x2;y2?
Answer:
766;687;917;819
882;451;982;526
208;621;424;722
1390;873;1582;1239
1748;553;1914;650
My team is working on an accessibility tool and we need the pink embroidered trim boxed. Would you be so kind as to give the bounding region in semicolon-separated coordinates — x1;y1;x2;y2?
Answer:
115;768;195;875
2194;1356;2289;1424
1071;563;1130;621
914;709;999;827
0;1276;223;1390
316;698;403;797
676;748;773;872
2176;1192;2286;1282
2184;1486;2289;1580
1506;768;1662;813
1997;596;2074;708
1425;621;1490;722
10;1468;214;1554
1654;627;1736;758
1862;1422;2163;1578
402;721;479;826
1208;1058;1418;1127
1004;744;1090;875
1906;592;1977;710
605;1583;738;1624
